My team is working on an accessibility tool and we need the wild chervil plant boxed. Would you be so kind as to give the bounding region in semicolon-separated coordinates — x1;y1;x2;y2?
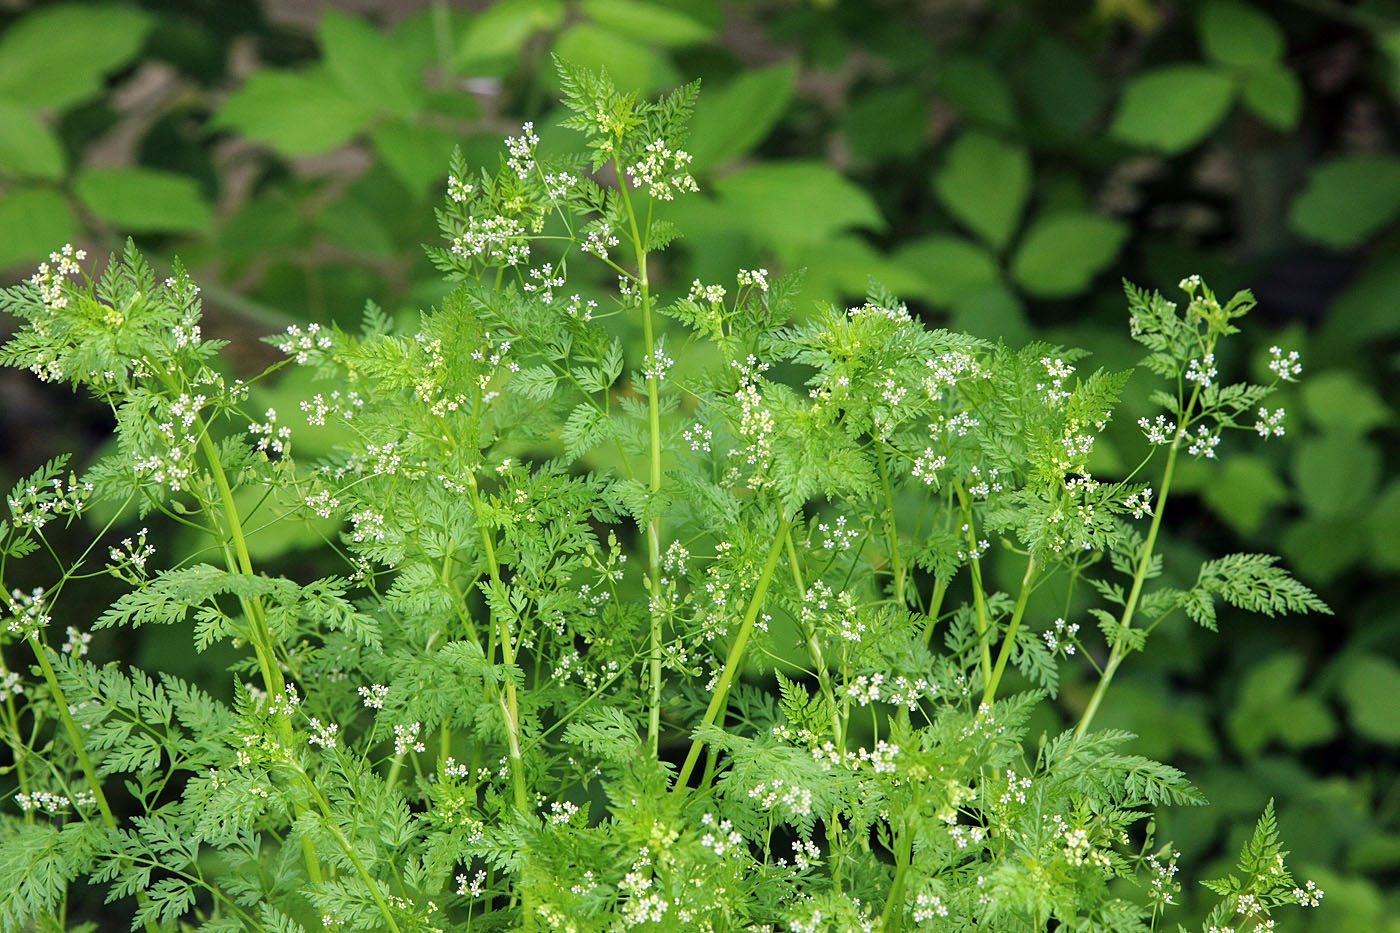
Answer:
0;63;1332;933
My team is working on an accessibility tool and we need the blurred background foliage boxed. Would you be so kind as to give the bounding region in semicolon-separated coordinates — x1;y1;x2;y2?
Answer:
1;0;1397;928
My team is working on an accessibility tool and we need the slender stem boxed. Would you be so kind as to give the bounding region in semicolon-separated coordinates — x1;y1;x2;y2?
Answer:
920;577;948;646
784;528;842;745
25;633;163;933
953;482;993;687
982;555;1038;705
616;155;666;757
674;511;792;792
191;421;324;888
1075;439;1181;738
26;635;117;826
465;469;529;811
876;448;905;606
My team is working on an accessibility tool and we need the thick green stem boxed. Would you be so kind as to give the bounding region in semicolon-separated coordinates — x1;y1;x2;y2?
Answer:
920;577;948;646
982;555;1038;705
1075;439;1181;738
879;825;912;931
674;511;792;792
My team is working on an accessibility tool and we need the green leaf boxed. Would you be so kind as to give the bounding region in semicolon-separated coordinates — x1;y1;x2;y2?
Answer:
73;167;211;233
893;234;1000;305
580;0;715;46
1199;0;1285;69
1292;431;1381;517
794;235;925;309
1301;369;1392;435
1110;64;1236;152
456;0;566;70
370;121;461;195
0;3;153;110
320;8;424;118
1289;154;1400;250
842;85;927;163
1201;454;1289;536
686;60;796;171
1367;480;1400;572
550;24;677;94
1241;64;1301;130
213;67;372;156
932;131;1030;250
1009;211;1128;298
0;187;77;267
1228;652;1335;755
1337;655;1400;743
1381;27;1400;97
1319;246;1400;347
939;52;1017;129
713;161;884;263
1020;36;1102;138
1280;516;1366;583
951;283;1029;344
0;101;64;179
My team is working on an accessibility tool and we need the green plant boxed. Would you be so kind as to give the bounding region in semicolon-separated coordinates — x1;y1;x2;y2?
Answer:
0;62;1335;933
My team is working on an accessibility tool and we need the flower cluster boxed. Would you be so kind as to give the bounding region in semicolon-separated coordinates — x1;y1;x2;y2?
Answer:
627;139;698;200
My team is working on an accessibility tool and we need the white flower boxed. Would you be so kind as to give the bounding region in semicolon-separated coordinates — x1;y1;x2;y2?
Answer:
1268;345;1302;381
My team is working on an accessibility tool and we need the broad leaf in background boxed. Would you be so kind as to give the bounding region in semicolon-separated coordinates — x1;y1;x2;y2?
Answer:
1289;154;1400;250
0;101;64;180
1228;652;1336;756
1110;64;1235;152
1336;655;1400;743
213;67;373;156
1010;211;1127;298
686;61;796;171
579;0;716;47
939;52;1017;129
0;188;76;268
73;167;211;234
1301;370;1393;437
455;0;565;71
933;131;1031;251
894;234;1000;307
1240;65;1302;130
712;161;884;262
0;3;152;110
1198;0;1286;70
320;8;425;119
550;23;676;93
1202;455;1291;537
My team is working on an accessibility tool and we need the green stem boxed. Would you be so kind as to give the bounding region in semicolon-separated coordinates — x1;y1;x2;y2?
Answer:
465;470;529;811
982;555;1038;705
674;511;792;792
26;633;163;933
953;483;994;687
784;528;842;745
1075;439;1181;738
876;448;905;606
616;156;666;758
192;421;324;888
920;577;948;646
879;825;912;931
